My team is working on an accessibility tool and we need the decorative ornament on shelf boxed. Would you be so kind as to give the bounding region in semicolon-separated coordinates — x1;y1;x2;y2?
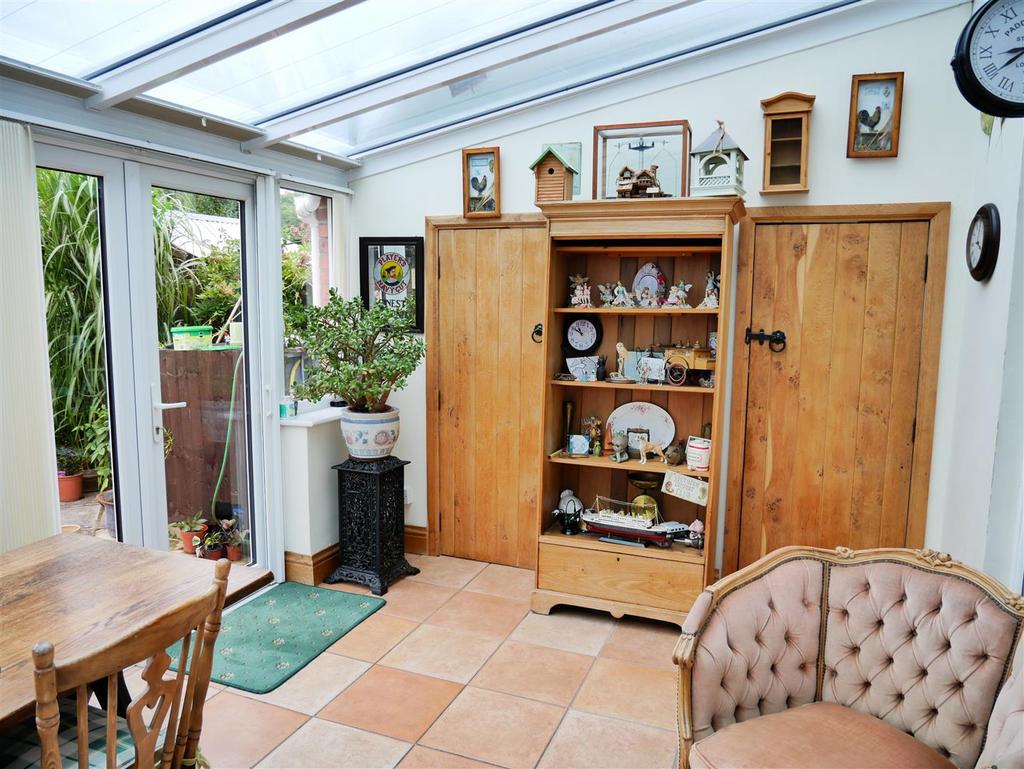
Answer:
690;120;748;197
530;145;579;204
610;431;629;463
569;274;593;308
696;271;721;309
611;281;636;307
663;280;693;308
597;283;615;307
616;164;668;198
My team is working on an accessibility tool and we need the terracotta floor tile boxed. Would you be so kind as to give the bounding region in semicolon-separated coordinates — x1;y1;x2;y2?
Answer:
508;608;613;656
376;579;457;622
425;591;529;639
464;564;536;602
256;718;410;769
471;640;593;706
398;746;498;769
198;691;307;769
600;617;682;670
327;613;419;663
420;687;563;769
379;624;501;683
319;665;461;742
319;581;373;596
408;555;487;589
538;709;677;769
573;657;677;729
235;651;369;714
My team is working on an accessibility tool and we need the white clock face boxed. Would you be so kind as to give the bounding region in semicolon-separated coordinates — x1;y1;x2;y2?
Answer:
567;319;597;351
970;0;1024;104
969;219;985;267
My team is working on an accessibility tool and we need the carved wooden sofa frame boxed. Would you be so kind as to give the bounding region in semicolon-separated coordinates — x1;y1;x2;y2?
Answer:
674;546;1024;769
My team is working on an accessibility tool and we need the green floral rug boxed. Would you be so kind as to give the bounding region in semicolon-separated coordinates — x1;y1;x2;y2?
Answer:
169;581;384;694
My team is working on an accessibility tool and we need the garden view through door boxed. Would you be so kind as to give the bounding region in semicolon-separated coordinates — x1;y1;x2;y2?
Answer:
150;183;254;564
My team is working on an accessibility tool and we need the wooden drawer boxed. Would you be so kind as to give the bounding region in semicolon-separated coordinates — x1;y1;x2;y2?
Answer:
538;543;702;612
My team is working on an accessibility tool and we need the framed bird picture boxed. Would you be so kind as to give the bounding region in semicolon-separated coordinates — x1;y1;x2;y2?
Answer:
462;146;501;218
847;72;904;158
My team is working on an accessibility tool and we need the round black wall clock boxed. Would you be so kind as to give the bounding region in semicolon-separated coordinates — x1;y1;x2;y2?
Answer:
951;0;1024;117
563;315;602;355
967;203;1000;281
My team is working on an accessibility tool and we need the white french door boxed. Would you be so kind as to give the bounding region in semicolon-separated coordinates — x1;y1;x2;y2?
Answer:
34;141;279;571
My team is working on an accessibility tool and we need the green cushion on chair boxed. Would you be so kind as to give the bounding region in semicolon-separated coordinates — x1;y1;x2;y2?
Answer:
0;696;140;769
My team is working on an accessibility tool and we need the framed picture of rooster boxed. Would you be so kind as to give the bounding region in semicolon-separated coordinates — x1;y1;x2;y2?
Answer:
462;147;501;218
847;72;904;158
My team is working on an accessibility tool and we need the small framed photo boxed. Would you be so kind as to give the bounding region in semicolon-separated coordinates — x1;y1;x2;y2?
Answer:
626;428;650;460
847;72;904;158
567;434;591;457
359;237;424;333
593;121;691;199
462;147;500;217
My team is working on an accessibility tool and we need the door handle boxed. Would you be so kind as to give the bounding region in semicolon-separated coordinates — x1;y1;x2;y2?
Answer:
531;323;544;343
151;383;186;443
744;327;787;352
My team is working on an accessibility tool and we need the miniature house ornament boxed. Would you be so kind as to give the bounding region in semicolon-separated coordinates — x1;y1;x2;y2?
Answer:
690;120;748;198
530;146;578;203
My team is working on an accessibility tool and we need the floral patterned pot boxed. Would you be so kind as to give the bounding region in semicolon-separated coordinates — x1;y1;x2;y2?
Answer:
340;406;400;460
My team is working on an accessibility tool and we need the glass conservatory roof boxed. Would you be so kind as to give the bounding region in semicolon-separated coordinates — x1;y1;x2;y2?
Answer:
0;0;863;160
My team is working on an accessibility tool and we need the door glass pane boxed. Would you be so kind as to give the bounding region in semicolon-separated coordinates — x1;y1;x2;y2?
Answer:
37;168;118;539
153;187;253;563
279;189;331;400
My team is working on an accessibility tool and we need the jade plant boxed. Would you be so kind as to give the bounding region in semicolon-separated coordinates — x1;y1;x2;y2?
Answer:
292;291;425;413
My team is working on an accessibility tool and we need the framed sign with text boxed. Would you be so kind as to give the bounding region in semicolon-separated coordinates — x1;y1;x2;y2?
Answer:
359;236;424;333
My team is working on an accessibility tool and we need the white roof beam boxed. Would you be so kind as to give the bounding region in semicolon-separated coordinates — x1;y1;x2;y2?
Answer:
85;0;365;110
243;0;699;151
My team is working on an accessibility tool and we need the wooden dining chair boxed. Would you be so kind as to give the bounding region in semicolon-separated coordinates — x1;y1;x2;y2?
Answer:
1;559;229;769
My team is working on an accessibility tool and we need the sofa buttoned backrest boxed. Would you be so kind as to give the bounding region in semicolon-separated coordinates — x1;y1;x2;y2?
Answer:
824;560;1021;769
680;548;1023;769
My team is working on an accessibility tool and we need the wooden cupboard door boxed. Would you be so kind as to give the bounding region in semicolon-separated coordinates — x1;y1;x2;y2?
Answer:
436;224;547;567
734;221;928;568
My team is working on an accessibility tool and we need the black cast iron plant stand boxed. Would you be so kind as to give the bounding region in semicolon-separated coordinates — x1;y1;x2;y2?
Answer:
326;455;419;596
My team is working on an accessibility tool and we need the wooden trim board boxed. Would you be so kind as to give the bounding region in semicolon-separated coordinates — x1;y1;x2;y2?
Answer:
283;543;340;586
722;203;950;575
404;525;427;555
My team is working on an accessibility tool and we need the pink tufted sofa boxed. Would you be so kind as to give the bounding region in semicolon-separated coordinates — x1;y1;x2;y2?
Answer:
674;546;1024;769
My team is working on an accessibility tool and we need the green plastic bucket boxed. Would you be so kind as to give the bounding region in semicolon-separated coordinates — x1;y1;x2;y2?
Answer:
170;325;213;350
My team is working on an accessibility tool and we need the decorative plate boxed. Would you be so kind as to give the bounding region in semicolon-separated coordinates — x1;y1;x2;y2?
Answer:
606;402;675;450
632;262;665;302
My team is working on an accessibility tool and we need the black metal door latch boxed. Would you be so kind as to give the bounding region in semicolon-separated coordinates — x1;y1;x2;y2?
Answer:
531;323;544;343
744;327;787;352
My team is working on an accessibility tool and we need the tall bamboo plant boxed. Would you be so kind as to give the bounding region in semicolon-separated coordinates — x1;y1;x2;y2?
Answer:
37;170;199;486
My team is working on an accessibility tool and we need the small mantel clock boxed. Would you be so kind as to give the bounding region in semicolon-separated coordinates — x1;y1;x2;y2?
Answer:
951;0;1024;117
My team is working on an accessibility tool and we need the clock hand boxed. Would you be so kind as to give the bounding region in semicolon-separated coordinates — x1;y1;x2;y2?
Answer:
998;48;1024;71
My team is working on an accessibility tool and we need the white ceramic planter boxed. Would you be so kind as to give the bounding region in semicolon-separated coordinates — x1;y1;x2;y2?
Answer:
340;406;400;460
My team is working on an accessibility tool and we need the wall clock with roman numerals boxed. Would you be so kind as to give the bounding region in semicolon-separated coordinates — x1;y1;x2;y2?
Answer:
952;0;1024;117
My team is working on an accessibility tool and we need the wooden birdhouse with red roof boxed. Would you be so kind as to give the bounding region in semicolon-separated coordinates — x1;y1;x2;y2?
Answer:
530;146;578;203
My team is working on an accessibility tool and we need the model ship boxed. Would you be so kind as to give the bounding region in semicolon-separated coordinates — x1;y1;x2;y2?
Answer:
580;497;703;549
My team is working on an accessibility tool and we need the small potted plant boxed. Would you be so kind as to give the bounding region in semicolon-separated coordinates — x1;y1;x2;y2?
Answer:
194;529;225;560
219;518;246;562
56;446;85;502
171;513;208;555
293;291;425;460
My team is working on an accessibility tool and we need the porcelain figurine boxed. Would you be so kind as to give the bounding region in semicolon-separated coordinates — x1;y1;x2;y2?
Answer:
595;354;607;381
610;431;629;463
614;342;629;378
553;490;583;535
597;282;615;307
583;416;603;456
611;281;635;307
664;444;684;466
663;280;693;308
569;273;593;308
696;271;720;309
638;439;667;465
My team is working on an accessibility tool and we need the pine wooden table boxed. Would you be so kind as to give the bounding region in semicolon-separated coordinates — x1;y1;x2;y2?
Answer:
0;533;271;727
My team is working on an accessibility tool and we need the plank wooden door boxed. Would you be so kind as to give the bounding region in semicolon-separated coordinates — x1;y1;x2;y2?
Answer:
430;220;548;567
728;217;938;570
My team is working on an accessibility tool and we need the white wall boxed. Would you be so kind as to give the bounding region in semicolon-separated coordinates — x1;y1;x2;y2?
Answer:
348;4;1023;586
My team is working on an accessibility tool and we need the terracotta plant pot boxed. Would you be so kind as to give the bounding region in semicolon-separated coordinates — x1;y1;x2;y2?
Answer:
57;473;84;503
226;545;243;562
203;547;225;561
177;524;208;555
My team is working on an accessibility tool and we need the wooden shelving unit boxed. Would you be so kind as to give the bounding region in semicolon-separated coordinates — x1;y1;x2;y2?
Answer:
532;198;745;627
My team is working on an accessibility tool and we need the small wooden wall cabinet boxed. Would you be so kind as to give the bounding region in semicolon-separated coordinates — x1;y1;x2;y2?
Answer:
761;92;814;193
532;198;745;627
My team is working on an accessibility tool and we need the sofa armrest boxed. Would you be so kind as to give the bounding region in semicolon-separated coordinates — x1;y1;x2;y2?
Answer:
976;636;1024;769
675;592;712;769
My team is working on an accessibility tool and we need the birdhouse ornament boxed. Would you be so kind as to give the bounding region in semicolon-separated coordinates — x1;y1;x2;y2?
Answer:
690;120;748;197
530;146;578;204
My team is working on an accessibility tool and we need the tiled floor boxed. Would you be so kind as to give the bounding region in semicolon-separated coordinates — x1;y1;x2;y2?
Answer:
194;555;681;769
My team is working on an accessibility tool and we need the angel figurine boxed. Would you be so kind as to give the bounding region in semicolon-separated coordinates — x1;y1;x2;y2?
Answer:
569;274;593;308
597;283;615;307
696;271;720;309
663;280;692;308
637;286;659;308
611;281;635;307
